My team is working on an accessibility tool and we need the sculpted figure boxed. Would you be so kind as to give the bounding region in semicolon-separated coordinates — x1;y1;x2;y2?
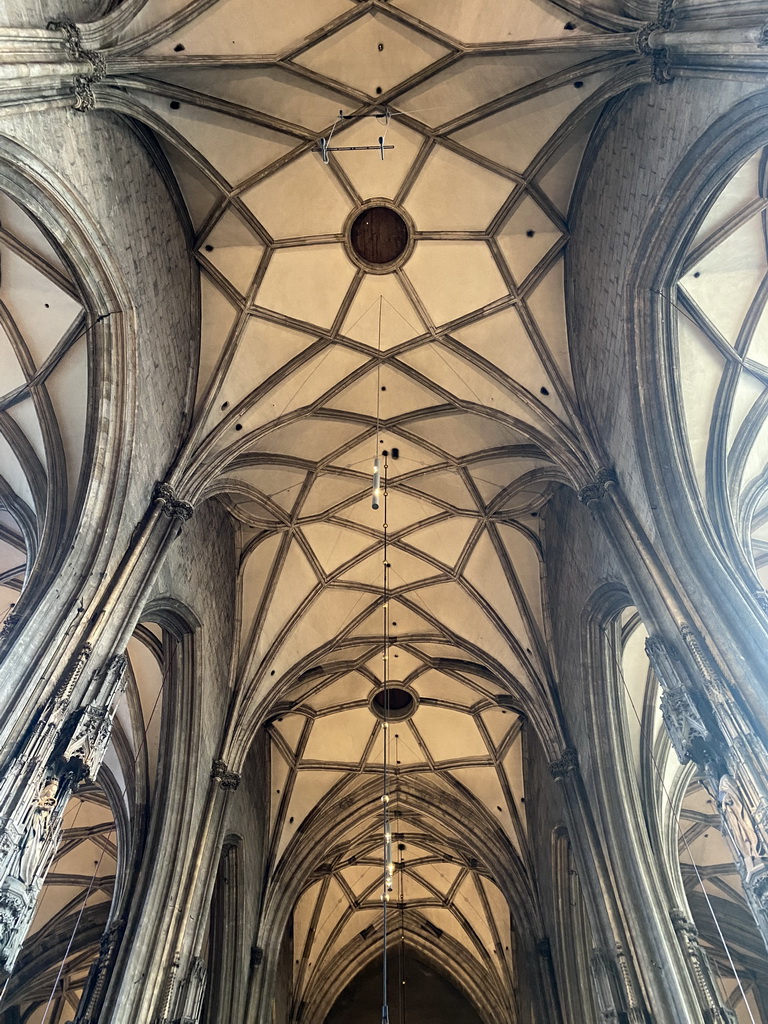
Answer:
18;776;60;886
718;774;766;875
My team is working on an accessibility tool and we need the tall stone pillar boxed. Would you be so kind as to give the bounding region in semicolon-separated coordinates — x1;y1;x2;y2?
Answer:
0;651;127;976
548;749;650;1023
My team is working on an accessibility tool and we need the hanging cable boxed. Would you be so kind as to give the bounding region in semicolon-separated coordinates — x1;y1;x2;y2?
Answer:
381;447;391;1024
603;624;758;1024
372;297;384;510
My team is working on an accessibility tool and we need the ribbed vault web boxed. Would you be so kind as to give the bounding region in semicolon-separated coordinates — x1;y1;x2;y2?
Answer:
0;191;90;615
674;146;768;591
66;0;651;1014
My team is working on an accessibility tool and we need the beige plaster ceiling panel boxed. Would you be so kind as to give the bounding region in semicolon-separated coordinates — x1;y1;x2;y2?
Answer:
142;0;355;55
452;72;610;172
140;91;297;186
242;153;354;238
342;274;425;348
402;240;508;326
394;0;588;43
199;210;265;294
331;118;424;200
405;145;512;230
255;246;356;327
294;11;450;96
397;53;582;127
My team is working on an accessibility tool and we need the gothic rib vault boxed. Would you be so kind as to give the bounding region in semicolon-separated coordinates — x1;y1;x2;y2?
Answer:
2;1;768;1022
98;2;633;1011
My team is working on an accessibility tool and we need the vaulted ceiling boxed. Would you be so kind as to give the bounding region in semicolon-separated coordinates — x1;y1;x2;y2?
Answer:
0;190;89;597
0;0;675;1015
674;145;768;588
79;0;650;1009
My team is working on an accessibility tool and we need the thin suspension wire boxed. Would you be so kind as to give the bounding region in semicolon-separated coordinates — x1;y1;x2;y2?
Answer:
375;296;383;458
381;452;391;1024
603;624;758;1023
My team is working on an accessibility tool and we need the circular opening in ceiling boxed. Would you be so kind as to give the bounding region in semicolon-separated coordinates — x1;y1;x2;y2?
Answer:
369;686;417;721
345;201;414;274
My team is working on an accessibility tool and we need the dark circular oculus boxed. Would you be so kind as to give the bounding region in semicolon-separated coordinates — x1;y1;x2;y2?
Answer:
370;686;416;721
349;206;409;266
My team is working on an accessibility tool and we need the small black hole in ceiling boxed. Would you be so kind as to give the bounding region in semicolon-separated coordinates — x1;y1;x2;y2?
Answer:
540;386;549;396
564;21;576;29
235;423;243;431
376;86;383;94
381;385;386;391
378;42;384;51
289;817;294;824
694;271;701;278
531;511;538;517
205;244;214;252
173;43;185;52
221;401;229;410
170;100;180;110
350;205;409;265
526;230;535;237
574;80;584;88
44;303;50;308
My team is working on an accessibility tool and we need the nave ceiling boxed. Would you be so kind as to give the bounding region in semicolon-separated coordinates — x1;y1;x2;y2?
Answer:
0;0;689;1015
92;0;647;1001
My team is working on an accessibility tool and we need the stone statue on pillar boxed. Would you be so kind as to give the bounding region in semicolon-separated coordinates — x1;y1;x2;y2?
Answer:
0;650;127;976
717;774;767;877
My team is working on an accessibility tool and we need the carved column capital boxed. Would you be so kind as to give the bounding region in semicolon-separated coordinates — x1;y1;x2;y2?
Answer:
211;759;240;791
669;907;698;937
46;20;106;110
0;610;19;641
152;482;195;522
578;467;618;509
548;748;578;781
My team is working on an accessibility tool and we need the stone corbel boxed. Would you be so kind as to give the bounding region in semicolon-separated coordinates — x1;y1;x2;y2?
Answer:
211;759;241;791
548;748;578;781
